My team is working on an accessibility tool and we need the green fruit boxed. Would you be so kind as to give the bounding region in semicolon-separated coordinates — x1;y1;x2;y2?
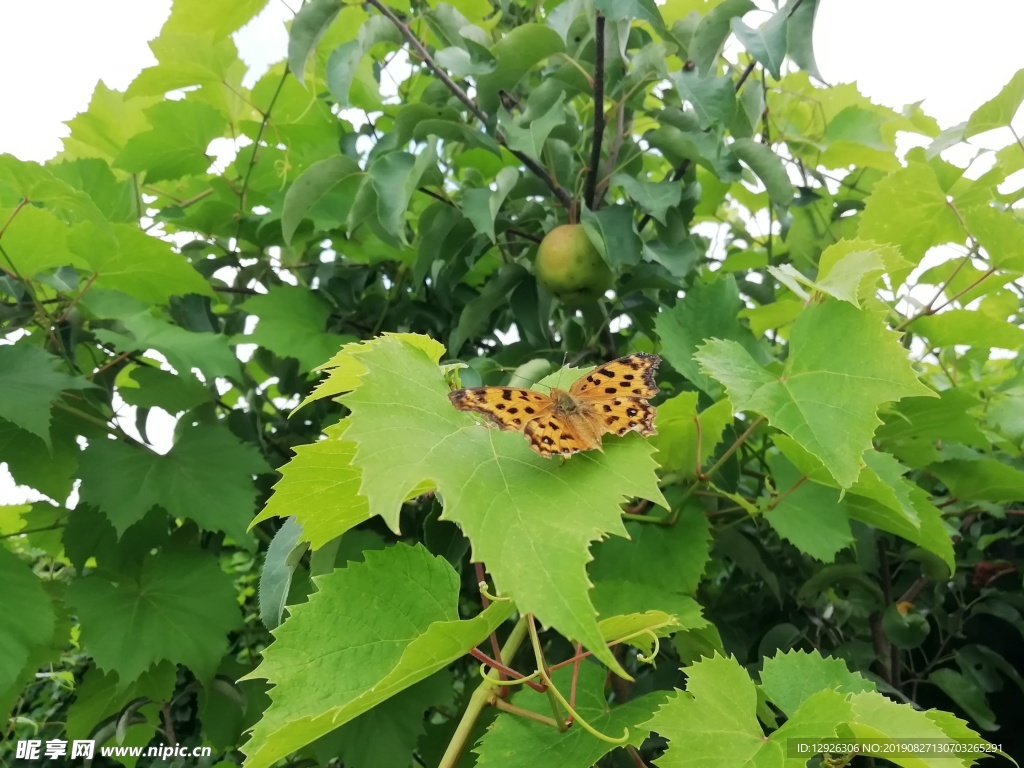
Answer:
535;224;613;306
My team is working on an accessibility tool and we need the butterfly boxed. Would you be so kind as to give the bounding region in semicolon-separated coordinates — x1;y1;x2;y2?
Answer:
448;353;661;458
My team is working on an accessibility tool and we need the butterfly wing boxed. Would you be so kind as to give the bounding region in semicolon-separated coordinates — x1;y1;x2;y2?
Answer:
523;413;595;458
569;353;661;400
448;387;554;432
569;353;661;439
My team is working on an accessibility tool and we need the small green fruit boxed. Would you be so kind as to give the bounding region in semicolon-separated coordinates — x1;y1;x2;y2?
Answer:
535;224;613;306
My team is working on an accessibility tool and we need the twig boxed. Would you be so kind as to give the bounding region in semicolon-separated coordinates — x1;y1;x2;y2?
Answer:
366;0;574;210
583;13;606;210
233;64;290;263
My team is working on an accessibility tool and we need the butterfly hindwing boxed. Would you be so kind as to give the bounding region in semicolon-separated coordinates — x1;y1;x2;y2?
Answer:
448;387;553;432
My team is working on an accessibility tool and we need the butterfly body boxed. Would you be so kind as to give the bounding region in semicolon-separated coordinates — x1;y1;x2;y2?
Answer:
449;353;660;458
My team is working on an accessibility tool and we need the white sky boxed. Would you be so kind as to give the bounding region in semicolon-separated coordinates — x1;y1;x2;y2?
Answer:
1;1;1022;505
2;0;1023;160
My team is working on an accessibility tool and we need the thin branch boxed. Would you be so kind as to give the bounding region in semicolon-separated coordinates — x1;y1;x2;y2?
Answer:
233;63;290;261
735;59;757;91
583;13;606;210
366;0;574;210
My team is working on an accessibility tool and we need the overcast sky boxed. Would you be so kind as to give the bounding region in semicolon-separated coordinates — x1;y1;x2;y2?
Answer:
2;0;1023;161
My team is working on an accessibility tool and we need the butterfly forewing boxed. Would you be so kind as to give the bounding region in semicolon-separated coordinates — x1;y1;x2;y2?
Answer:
448;387;553;432
569;353;660;401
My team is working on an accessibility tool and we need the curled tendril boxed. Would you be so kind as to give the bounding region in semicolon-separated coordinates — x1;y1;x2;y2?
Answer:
478;581;511;603
635;630;661;664
478;664;541;687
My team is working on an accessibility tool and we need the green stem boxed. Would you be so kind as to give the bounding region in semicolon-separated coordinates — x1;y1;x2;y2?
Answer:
439;616;529;768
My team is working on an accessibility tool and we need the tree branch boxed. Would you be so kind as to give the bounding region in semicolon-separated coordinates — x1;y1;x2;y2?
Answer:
366;0;575;211
583;13;606;210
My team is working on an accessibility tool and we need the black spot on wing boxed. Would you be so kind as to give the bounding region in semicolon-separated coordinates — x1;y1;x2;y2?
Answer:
501;390;513;401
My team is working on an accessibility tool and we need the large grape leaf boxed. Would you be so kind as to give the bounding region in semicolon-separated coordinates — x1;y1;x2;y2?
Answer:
68;221;214;304
695;301;935;487
79;425;268;543
649;392;733;475
236;286;354;371
241;543;514;768
0;548;57;709
114;99;228;183
474;664;668;768
759;649;874;716
857;162;963;268
655;275;767;396
339;336;667;672
644;654;785;766
65;549;239;687
0;345;94;447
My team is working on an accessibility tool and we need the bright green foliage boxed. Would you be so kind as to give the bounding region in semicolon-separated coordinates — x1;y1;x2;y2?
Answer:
79;425;267;542
696;301;935;487
66;550;238;686
242;544;513;768
340;335;665;671
1;0;1018;763
0;549;57;708
0;345;92;446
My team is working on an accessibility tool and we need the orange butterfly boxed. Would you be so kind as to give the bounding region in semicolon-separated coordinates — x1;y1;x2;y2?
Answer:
448;353;661;458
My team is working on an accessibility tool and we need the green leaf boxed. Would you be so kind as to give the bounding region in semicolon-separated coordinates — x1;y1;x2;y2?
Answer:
814;239;907;306
282;155;363;243
857;162;964;268
114;99;227;183
258;518;306;631
65;662;176;739
650;393;734;475
367;143;438;241
764;455;854;562
930;453;1024;503
163;0;269;40
462;166;519;242
450;264;529;354
695;301;935;487
928;669;997;731
671;70;736;130
690;0;755;75
594;0;665;28
323;673;453;768
655;275;765;396
0;548;57;708
288;0;344;85
66;549;239;687
912;309;1024;351
62;82;159;162
90;305;240;380
759;649;874;717
236;286;352;371
499;94;568;158
69;222;214;303
475;664;668;767
785;0;822;80
0;204;80;278
115;365;210;412
965;68;1024;138
127;33;239;97
644;654;784;765
612;173;683;225
339;336;666;673
730;11;787;80
580;204;642;268
476;25;566;114
730;138;794;207
963;204;1024;270
325;16;403;108
79;425;268;543
241;544;514;768
846;491;954;574
251;420;379;549
0;345;93;447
